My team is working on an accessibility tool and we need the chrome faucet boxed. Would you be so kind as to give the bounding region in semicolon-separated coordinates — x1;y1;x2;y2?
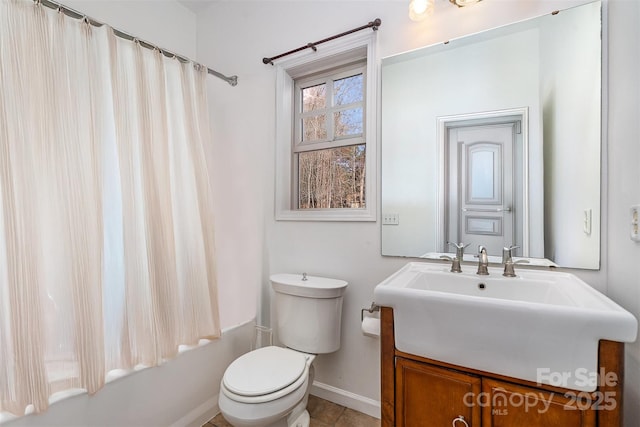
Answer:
440;255;462;273
440;242;469;273
502;245;529;277
477;246;489;275
502;245;519;264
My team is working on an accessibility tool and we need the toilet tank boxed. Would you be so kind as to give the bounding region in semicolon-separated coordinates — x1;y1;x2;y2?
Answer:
271;274;348;354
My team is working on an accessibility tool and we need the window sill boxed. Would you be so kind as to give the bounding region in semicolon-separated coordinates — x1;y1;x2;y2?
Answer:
276;208;376;222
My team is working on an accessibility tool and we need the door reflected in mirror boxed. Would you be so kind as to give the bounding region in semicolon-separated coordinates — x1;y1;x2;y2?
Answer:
439;109;534;258
381;1;601;269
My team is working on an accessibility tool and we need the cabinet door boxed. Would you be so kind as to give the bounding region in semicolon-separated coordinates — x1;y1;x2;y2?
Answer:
482;378;596;427
396;357;481;427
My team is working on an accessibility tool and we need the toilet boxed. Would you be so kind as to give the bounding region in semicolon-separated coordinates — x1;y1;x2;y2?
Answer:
218;273;348;427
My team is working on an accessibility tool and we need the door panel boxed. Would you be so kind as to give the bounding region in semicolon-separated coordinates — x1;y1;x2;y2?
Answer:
447;123;516;255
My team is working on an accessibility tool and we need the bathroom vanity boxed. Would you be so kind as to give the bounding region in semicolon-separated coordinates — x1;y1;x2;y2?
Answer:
380;306;623;427
373;262;637;427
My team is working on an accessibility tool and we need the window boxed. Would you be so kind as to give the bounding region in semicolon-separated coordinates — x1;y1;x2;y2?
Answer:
294;64;366;209
275;32;377;221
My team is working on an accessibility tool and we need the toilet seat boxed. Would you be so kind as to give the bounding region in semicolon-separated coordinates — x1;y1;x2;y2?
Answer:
222;346;309;404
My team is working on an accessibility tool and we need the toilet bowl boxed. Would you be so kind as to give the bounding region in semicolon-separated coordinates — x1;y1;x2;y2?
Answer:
218;274;347;427
218;346;315;427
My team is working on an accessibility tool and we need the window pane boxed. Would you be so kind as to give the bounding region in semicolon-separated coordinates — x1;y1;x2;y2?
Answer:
334;74;363;106
302;83;326;112
302;114;327;142
334;108;363;137
298;144;366;209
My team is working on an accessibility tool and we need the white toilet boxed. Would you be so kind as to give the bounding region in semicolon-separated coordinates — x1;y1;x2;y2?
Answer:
218;273;348;427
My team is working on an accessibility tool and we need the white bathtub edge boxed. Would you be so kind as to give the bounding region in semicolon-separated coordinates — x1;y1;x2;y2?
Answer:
170;395;219;427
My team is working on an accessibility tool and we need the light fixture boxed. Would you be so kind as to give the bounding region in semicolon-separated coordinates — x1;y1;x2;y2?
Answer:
409;0;434;22
449;0;482;7
410;0;481;22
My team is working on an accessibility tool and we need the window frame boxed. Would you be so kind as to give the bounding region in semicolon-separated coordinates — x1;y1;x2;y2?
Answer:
274;31;378;221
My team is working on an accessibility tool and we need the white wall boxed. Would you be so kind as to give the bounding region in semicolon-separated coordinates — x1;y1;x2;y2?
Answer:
63;0;197;59
198;1;640;425
3;1;256;426
606;0;640;424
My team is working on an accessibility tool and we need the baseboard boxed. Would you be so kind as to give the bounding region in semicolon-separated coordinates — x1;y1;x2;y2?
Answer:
170;394;219;427
310;381;381;419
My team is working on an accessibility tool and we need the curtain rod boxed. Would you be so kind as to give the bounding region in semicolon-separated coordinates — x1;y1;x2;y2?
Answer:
262;18;382;65
37;0;238;86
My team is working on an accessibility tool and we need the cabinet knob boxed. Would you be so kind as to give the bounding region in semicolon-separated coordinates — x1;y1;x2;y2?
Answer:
452;415;469;427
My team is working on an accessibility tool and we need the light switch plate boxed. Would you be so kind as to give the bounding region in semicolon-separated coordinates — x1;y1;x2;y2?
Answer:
382;213;399;225
583;209;592;235
632;205;640;242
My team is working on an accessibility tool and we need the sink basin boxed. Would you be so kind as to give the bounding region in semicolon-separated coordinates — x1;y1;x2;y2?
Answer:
373;262;637;391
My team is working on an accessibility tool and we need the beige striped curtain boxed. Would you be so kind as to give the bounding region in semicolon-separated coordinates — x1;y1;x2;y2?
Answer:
0;0;220;417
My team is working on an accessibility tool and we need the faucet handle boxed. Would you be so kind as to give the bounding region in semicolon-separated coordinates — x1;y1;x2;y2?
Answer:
448;241;470;250
447;241;470;260
502;245;520;263
440;255;462;273
503;258;529;277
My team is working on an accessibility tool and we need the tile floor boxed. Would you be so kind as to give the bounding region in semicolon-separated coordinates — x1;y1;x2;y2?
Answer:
204;395;381;427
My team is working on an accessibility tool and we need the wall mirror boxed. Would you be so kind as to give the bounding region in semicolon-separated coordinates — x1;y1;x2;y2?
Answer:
381;0;602;269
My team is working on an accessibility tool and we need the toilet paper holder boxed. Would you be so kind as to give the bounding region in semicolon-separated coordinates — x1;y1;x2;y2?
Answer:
361;302;380;321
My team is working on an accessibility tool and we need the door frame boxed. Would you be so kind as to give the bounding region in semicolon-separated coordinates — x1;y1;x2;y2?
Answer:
436;107;530;255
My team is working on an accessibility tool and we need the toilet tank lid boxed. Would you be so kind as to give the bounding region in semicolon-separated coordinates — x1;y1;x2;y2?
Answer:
270;273;348;298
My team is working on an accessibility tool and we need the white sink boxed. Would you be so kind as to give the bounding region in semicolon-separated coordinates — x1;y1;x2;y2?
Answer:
373;262;637;391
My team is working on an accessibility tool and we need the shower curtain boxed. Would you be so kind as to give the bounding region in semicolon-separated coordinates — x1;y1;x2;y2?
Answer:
0;0;220;416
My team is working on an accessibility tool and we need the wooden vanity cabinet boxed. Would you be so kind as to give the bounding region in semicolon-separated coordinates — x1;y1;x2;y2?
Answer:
396;358;480;426
381;307;624;427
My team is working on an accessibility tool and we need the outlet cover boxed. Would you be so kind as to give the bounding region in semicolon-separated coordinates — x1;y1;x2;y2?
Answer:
632;205;640;242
